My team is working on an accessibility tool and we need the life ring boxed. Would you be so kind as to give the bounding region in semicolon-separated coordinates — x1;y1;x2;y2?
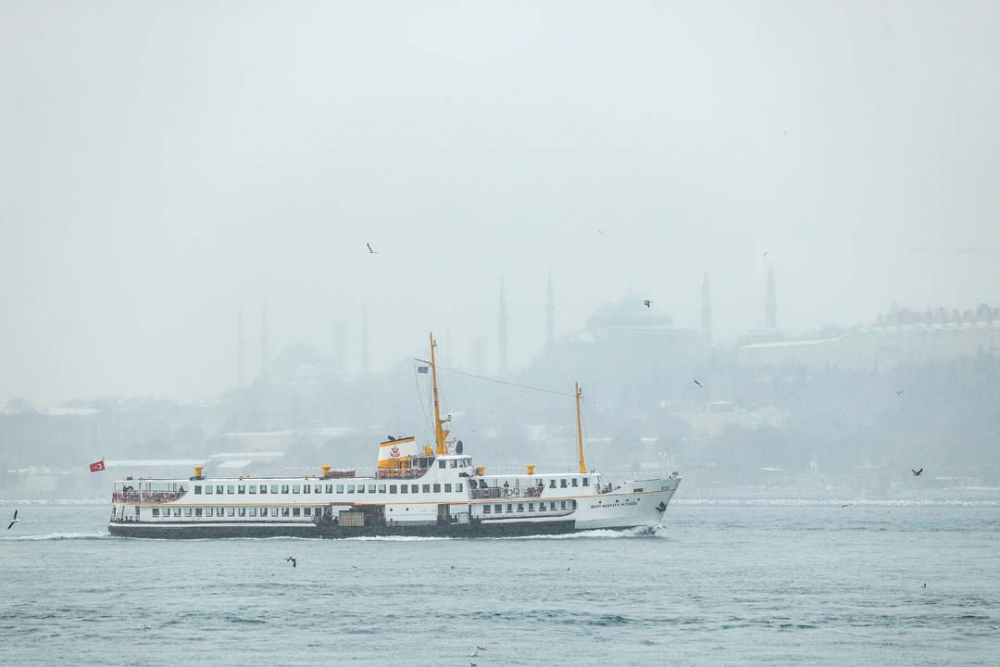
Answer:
483;488;491;498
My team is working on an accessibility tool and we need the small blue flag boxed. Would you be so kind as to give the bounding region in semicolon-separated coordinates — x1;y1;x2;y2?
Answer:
417;366;429;374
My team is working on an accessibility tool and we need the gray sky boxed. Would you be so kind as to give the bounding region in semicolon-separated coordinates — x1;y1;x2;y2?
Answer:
2;1;999;404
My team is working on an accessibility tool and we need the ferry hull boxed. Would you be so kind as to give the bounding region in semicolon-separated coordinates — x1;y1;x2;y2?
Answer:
108;520;579;539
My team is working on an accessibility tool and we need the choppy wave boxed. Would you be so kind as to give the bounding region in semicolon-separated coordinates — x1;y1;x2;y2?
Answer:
0;531;108;541
676;498;1000;507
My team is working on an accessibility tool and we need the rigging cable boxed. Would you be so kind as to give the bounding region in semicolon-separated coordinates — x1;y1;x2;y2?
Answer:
432;365;575;398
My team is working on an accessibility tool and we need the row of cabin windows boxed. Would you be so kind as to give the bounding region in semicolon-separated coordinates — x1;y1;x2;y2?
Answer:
150;506;325;518
193;483;464;495
438;459;472;469
482;500;577;514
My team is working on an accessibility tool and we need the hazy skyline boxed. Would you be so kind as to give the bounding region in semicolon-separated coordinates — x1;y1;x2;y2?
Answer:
2;1;999;404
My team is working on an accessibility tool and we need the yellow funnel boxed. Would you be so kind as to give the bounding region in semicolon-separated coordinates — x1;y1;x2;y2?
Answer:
193;466;204;478
527;465;535;475
322;465;331;478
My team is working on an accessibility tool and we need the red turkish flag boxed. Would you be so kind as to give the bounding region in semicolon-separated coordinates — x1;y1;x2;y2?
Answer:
89;460;105;473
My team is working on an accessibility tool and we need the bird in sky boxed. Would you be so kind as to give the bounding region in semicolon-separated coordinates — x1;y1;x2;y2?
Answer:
7;510;17;530
763;251;769;258
911;468;923;477
476;646;487;652
841;503;853;508
597;229;605;235
895;390;905;396
286;556;297;568
366;242;377;254
643;300;651;308
693;379;703;388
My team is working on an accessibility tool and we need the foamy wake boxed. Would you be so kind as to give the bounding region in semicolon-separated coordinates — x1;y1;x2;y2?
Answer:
1;531;108;541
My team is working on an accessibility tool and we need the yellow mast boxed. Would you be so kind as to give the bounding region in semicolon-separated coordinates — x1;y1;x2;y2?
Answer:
427;333;450;455
575;382;587;474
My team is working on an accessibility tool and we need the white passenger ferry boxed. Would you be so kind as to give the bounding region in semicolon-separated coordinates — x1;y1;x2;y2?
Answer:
108;335;681;539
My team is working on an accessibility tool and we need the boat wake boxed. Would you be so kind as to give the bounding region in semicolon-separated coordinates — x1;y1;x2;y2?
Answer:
1;531;109;541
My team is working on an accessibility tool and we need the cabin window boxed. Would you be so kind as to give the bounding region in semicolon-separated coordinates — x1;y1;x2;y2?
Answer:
238;485;245;494
389;485;397;494
336;485;344;493
549;480;556;489
249;507;257;517
238;507;246;517
444;484;452;493
271;507;279;517
205;486;213;495
292;508;301;517
550;502;556;511
583;478;590;487
249;485;257;494
325;485;333;493
216;485;224;494
259;486;267;495
281;507;290;517
561;501;567;510
422;484;431;493
302;485;310;494
225;486;233;494
457;483;463;492
227;507;235;517
184;507;192;517
152;508;160;517
194;486;202;495
560;479;568;488
292;485;300;494
357;485;365;494
400;485;408;494
528;503;534;512
378;484;386;493
367;484;376;493
346;485;355;493
174;508;181;517
483;505;491;514
439;460;446;469
260;507;267;516
411;485;418;493
315;507;322;515
270;485;279;494
572;479;579;487
433;484;441;493
517;504;524;513
281;485;290;494
449;460;457;468
303;507;311;516
195;508;202;517
571;500;577;509
494;504;502;513
506;504;513;513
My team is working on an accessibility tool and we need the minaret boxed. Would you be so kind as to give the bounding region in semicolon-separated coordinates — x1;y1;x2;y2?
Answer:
700;271;712;345
765;265;777;329
361;306;370;375
546;268;555;347
498;279;508;374
333;321;346;371
237;307;245;387
260;308;270;378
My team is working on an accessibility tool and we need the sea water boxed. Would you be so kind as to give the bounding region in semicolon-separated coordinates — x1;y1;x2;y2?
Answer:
1;500;998;666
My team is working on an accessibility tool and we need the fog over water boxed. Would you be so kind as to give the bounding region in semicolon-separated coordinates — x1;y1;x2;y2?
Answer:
2;1;999;404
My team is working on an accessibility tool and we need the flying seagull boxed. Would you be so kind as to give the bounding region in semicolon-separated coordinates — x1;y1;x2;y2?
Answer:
911;468;923;477
693;379;703;388
286;556;297;568
895;390;905;396
841;503;853;508
476;646;487;652
366;242;377;254
762;251;769;258
643;300;651;308
7;510;17;530
597;229;605;235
